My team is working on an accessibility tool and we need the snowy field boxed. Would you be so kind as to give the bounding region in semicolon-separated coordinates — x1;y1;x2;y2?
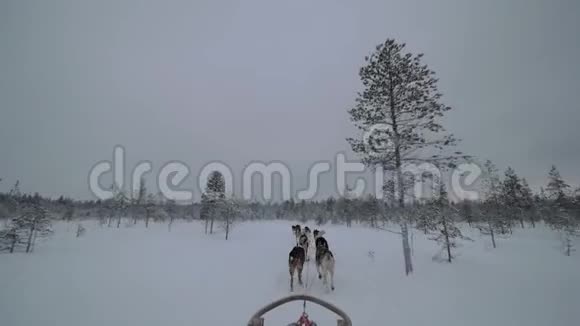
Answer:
1;220;579;326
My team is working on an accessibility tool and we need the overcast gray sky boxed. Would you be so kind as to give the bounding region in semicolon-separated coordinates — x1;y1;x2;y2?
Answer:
1;0;579;201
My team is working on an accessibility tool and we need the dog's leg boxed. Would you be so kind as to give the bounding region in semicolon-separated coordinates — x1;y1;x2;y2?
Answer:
329;262;335;291
320;261;327;285
298;264;304;286
316;251;322;279
289;265;294;292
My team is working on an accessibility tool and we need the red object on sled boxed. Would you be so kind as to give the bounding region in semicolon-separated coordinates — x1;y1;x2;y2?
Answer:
296;312;315;326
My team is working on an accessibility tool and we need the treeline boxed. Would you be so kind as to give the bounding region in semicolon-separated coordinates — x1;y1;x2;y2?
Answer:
2;162;578;234
1;161;579;256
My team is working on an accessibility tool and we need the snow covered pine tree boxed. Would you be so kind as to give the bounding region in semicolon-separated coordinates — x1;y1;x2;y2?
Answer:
1;203;53;253
347;38;467;274
424;182;471;263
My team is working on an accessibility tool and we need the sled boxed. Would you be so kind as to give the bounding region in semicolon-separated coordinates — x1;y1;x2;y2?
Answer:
247;294;352;326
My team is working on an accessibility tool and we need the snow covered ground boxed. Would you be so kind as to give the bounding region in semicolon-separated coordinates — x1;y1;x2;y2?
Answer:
1;220;579;326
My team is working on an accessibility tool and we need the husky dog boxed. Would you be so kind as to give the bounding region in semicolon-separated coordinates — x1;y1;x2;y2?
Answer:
316;246;335;291
292;225;302;244
288;246;305;292
313;230;328;249
303;226;313;252
313;229;329;270
298;233;310;261
313;230;333;291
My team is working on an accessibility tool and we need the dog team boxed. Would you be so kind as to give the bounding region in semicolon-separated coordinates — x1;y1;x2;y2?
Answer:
288;224;335;292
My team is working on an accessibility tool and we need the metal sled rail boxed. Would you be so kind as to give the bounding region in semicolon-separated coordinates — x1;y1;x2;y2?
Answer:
247;294;352;326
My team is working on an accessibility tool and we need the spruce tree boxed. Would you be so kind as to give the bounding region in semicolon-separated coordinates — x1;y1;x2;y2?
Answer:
545;166;577;256
201;171;225;234
500;167;523;229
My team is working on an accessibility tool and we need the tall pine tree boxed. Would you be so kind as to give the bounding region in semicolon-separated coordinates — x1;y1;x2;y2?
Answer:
347;39;466;274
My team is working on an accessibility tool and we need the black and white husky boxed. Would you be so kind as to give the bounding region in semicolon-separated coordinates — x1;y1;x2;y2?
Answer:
313;229;327;249
288;245;305;292
292;224;302;244
298;233;310;262
315;246;335;291
313;230;334;291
